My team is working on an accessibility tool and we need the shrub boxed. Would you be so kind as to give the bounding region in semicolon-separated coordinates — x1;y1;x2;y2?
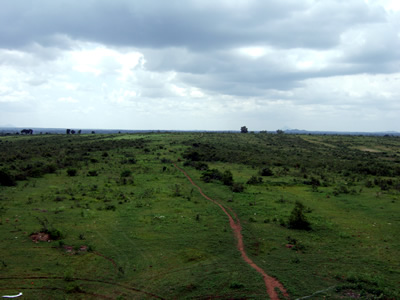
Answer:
221;170;233;186
66;285;83;294
27;168;44;178
231;182;245;193
126;158;137;164
247;175;263;185
287;236;306;251
54;196;65;202
183;150;201;161
201;169;222;183
87;170;98;177
333;184;349;196
120;170;132;177
67;168;78;176
230;282;244;289
0;169;16;186
260;167;273;176
105;204;116;211
48;228;64;240
304;177;321;186
288;201;311;230
64;271;74;282
44;164;57;173
172;184;182;197
183;161;209;170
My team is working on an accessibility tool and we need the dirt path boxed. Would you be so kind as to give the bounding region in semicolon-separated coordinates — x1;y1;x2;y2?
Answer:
174;163;289;300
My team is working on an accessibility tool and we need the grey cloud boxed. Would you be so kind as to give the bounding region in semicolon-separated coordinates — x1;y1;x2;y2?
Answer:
0;0;384;51
341;24;400;66
25;78;48;86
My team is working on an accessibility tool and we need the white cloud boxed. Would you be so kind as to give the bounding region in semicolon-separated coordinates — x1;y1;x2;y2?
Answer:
58;97;78;103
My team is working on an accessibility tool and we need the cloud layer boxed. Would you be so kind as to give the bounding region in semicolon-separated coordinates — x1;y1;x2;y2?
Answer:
1;0;399;131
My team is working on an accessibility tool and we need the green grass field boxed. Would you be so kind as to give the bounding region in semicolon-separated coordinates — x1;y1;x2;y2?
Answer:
1;132;399;299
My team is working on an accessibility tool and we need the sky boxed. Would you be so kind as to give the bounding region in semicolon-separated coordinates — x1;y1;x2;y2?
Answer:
0;0;399;132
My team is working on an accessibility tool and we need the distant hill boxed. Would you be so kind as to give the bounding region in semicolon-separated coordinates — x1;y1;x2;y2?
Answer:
283;128;400;136
1;127;399;136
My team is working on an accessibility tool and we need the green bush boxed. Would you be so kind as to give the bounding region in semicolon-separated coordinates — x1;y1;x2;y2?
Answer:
183;150;201;161
44;164;57;173
221;170;233;186
201;169;222;183
288;201;311;230
231;182;245;193
67;168;78;176
229;282;244;289
120;169;132;177
184;161;209;170
260;167;273;176
47;228;64;240
0;169;16;186
247;175;263;185
105;204;116;211
87;170;98;176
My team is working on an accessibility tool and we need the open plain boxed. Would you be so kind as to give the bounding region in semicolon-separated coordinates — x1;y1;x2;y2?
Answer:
0;132;399;299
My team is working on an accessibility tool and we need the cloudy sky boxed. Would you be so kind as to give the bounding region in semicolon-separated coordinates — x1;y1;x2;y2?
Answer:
1;0;399;131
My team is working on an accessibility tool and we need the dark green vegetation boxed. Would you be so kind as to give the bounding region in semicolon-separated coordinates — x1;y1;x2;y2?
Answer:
1;133;399;299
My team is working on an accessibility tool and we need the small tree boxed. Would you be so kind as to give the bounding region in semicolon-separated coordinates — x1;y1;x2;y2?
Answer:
221;170;234;186
288;201;311;230
66;129;71;134
240;126;248;133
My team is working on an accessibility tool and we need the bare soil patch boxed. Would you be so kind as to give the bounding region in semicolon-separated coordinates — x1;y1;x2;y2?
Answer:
30;232;51;243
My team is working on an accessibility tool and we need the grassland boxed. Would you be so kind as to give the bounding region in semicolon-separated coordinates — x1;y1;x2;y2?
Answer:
0;132;399;299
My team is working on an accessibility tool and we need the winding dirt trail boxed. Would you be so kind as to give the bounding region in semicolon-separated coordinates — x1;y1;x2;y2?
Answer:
174;163;290;300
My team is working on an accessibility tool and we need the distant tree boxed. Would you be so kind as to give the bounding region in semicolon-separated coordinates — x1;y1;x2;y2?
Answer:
276;129;284;134
66;129;71;134
71;130;76;134
240;126;248;133
21;129;33;135
78;130;82;134
91;131;95;134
